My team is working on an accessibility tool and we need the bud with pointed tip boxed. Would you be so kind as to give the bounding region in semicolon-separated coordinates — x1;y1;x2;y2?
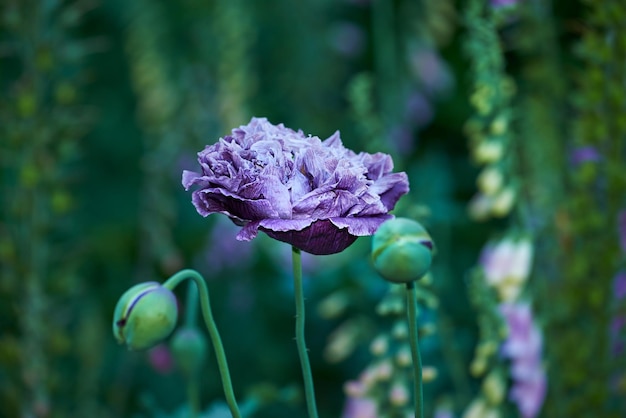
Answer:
113;282;178;351
371;218;434;283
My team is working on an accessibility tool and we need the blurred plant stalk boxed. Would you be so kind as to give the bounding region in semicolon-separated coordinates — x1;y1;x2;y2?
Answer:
0;1;93;416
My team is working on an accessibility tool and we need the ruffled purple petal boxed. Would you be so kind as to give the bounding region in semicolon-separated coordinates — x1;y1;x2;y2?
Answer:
237;175;292;218
292;187;361;218
182;170;205;190
329;215;392;236
359;152;394;180
371;172;410;210
192;188;279;220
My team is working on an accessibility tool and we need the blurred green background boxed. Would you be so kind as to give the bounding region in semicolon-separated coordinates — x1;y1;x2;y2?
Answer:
2;0;626;417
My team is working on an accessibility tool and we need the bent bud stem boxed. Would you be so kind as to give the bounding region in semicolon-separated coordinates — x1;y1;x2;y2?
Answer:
163;269;242;418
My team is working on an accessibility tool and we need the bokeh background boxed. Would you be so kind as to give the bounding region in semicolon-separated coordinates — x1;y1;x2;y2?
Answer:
1;0;625;417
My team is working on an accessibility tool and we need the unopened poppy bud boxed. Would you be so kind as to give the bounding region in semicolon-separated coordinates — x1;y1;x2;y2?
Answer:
113;282;178;351
371;218;434;283
170;327;208;377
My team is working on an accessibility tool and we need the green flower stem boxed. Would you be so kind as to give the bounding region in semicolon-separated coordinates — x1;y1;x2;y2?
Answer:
185;281;200;418
163;269;242;418
292;247;319;418
406;281;424;418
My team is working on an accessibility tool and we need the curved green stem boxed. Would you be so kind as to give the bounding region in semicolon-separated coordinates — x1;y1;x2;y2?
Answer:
163;269;242;418
292;247;319;418
185;279;199;328
406;281;424;418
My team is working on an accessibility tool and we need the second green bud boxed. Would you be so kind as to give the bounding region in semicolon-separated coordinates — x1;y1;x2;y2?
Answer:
371;218;434;283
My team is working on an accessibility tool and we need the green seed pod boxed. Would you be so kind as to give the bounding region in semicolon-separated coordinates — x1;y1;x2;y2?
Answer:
113;282;178;351
170;327;208;377
371;218;434;283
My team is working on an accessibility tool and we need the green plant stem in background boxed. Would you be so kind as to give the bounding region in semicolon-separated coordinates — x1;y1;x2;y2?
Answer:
406;281;424;418
187;377;199;418
292;246;319;418
163;269;242;418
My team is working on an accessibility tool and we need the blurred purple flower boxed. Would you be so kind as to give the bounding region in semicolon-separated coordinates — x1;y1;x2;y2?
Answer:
183;117;409;255
409;47;453;97
500;303;546;418
491;0;522;7
329;22;366;58
618;210;626;254
405;92;434;128
388;125;415;155
611;272;626;356
342;396;378;418
202;216;254;272
148;344;174;374
570;145;601;166
611;315;626;355
480;238;533;301
614;271;626;300
434;405;455;418
509;376;547;418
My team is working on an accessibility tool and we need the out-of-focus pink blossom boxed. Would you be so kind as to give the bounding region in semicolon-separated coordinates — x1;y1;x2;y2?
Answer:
405;92;435;129
408;47;453;97
510;376;547;418
201;216;255;273
388;382;409;406
342;396;378;418
480;238;533;301
500;303;546;418
148;343;174;374
491;0;522;7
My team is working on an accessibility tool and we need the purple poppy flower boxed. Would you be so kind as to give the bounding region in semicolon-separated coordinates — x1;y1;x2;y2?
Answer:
182;117;409;255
